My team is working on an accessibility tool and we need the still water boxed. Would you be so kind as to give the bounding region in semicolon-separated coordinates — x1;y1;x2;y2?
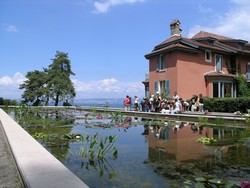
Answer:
19;112;250;187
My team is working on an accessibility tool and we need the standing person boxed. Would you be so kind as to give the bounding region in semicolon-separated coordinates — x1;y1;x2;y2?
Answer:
128;96;132;111
144;98;150;112
173;98;182;114
197;94;204;112
149;95;154;112
190;95;198;112
123;95;130;111
154;94;161;112
173;91;179;101
134;96;139;111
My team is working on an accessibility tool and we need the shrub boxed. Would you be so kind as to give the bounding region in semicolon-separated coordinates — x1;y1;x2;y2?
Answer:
204;97;250;113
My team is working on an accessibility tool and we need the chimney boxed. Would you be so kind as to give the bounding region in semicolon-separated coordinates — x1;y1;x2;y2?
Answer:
170;20;182;37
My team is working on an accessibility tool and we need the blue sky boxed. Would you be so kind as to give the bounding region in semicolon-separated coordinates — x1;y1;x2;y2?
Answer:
1;0;250;99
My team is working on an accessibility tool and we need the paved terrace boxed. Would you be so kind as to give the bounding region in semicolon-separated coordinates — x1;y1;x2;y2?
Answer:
0;109;89;188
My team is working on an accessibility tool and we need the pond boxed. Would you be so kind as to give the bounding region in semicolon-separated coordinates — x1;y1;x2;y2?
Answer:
14;110;250;187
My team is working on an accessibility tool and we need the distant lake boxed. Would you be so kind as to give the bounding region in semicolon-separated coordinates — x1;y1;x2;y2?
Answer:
73;98;126;108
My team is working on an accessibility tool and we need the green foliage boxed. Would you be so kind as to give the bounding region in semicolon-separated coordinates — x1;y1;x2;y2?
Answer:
77;133;118;161
19;51;76;106
234;75;250;97
204;97;250;113
46;51;76;106
198;116;208;125
109;111;123;122
33;132;46;139
0;97;18;105
197;137;217;145
184;176;240;188
19;70;48;106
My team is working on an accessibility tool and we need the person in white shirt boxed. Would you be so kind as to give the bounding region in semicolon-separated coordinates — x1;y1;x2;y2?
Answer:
173;91;179;101
173;98;182;114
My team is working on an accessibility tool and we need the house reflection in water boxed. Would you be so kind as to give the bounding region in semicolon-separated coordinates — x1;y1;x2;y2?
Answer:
145;122;243;162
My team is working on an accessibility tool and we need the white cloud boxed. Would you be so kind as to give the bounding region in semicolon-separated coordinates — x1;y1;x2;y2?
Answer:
0;72;26;86
0;72;26;99
93;0;145;13
0;73;144;99
6;25;19;32
188;0;250;41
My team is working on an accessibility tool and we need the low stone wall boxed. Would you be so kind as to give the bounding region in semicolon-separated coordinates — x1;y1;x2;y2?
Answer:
0;109;88;188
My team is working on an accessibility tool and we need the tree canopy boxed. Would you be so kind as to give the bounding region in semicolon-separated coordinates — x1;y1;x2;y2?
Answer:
19;51;76;106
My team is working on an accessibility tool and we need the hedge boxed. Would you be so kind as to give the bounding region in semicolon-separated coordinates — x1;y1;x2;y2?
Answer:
203;97;250;113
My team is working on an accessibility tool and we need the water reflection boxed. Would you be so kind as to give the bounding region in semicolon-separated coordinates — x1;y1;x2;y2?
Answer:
15;111;250;187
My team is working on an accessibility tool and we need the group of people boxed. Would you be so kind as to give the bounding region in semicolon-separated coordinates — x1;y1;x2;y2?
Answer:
123;92;204;114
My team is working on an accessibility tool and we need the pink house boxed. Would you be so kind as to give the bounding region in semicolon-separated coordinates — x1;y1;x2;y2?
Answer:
143;20;250;100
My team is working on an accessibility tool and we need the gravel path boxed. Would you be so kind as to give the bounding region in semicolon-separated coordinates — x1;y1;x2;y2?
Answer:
0;124;24;188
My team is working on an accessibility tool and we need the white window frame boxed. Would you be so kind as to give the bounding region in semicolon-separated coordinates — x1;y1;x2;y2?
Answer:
205;50;211;62
154;80;170;97
212;81;236;98
156;54;166;72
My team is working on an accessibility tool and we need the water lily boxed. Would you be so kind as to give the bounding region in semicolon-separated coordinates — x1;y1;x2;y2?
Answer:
123;124;129;128
240;180;250;188
96;114;102;119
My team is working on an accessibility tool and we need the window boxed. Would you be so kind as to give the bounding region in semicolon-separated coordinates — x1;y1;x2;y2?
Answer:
212;81;236;98
205;50;211;62
160;81;166;95
247;62;250;80
154;80;170;97
215;55;222;72
156;54;166;71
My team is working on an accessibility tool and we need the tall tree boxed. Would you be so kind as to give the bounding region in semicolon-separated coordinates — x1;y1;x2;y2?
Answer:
47;51;76;106
19;70;48;106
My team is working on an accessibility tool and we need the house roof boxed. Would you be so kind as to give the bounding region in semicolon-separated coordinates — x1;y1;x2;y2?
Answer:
204;71;236;78
145;31;250;59
192;31;233;40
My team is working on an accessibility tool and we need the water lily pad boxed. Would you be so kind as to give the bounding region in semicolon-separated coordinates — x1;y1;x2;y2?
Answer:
195;177;206;182
208;179;226;185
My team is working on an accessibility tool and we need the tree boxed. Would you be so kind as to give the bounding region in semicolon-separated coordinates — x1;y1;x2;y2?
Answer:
19;51;76;106
46;51;76;106
19;70;48;106
234;75;250;97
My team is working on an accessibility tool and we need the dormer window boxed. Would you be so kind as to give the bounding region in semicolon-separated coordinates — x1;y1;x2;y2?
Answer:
205;50;211;62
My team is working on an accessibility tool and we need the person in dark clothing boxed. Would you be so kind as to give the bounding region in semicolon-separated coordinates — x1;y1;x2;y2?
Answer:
154;94;161;112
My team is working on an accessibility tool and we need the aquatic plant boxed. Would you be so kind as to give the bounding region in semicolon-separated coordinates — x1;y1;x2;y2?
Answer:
198;116;208;125
197;137;217;145
215;116;225;126
77;133;118;161
109;111;123;122
14;104;31;124
184;176;240;188
33;132;46;139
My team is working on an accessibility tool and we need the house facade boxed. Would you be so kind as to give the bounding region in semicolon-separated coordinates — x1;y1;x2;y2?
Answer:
143;20;250;100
